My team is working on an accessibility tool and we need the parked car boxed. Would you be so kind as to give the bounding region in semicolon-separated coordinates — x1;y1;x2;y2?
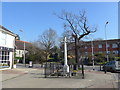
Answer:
103;60;120;72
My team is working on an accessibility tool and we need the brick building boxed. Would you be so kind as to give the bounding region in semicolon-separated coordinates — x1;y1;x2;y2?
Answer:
80;39;119;57
67;39;120;60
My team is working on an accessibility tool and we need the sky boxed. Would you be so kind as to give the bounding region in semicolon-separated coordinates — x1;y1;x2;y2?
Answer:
2;2;118;42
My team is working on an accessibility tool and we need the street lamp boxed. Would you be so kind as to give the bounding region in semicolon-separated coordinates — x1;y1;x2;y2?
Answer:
19;30;26;67
105;22;109;62
117;41;120;57
85;36;95;70
90;38;95;70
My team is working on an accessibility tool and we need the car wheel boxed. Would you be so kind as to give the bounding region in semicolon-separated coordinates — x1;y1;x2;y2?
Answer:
110;68;115;73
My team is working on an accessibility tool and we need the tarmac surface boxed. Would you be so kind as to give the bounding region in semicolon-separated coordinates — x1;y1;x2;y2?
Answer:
0;64;119;89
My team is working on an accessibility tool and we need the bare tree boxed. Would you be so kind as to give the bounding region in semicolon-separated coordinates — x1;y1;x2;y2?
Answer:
38;28;57;61
59;30;74;48
55;10;97;69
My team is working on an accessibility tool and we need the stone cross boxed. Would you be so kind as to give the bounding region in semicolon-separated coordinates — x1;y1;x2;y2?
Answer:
64;37;69;73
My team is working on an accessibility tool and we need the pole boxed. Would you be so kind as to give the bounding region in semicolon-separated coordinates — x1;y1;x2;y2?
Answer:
24;41;26;67
19;30;26;67
91;38;95;70
105;22;109;62
81;56;84;79
118;41;120;57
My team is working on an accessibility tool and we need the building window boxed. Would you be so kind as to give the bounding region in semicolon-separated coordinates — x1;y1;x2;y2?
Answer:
113;50;118;54
85;52;88;55
107;51;111;54
112;44;118;48
107;44;110;48
85;46;87;49
0;51;9;64
98;44;102;48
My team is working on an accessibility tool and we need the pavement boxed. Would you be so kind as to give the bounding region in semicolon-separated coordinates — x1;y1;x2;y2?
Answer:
0;65;119;88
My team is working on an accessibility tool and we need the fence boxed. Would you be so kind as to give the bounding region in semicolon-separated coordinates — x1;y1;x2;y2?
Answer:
44;62;84;78
44;62;64;78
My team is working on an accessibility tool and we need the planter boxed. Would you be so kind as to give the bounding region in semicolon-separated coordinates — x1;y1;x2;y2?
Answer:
0;66;9;68
0;64;9;68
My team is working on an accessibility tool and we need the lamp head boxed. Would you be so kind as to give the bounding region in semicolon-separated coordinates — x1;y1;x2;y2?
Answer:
106;22;109;24
19;30;23;32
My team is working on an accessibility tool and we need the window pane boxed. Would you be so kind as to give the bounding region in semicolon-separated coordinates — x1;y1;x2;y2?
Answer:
112;44;118;48
5;56;6;60
98;44;102;48
113;50;118;54
107;44;110;48
2;55;4;60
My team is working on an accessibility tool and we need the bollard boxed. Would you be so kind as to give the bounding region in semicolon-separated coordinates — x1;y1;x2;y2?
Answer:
50;63;51;75
100;64;101;71
82;63;84;79
81;58;84;79
45;63;47;78
104;67;107;74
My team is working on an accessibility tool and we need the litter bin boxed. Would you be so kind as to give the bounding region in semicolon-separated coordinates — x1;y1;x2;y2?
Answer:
29;61;33;68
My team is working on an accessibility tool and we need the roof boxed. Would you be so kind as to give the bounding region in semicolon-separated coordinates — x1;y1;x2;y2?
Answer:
83;39;120;45
0;25;17;37
15;40;32;50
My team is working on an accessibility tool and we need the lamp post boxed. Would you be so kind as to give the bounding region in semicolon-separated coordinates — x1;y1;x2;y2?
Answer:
105;22;109;62
85;36;94;70
19;30;26;67
117;41;120;57
91;38;95;70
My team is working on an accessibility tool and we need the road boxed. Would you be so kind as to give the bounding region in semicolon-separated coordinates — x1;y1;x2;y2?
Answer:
2;67;116;88
84;65;101;71
84;65;120;87
1;63;119;88
17;63;102;71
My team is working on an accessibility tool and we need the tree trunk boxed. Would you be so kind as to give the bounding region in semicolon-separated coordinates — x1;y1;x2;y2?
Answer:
74;37;79;70
81;57;84;79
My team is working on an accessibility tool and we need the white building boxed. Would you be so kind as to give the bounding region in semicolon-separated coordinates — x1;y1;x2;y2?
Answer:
16;49;25;58
15;40;31;63
0;26;17;69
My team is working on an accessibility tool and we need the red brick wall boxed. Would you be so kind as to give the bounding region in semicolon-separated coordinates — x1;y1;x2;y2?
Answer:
67;39;120;57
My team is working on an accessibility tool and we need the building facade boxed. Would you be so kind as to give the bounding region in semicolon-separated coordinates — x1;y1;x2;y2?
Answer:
15;40;31;63
80;39;120;57
67;39;120;61
0;26;17;69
